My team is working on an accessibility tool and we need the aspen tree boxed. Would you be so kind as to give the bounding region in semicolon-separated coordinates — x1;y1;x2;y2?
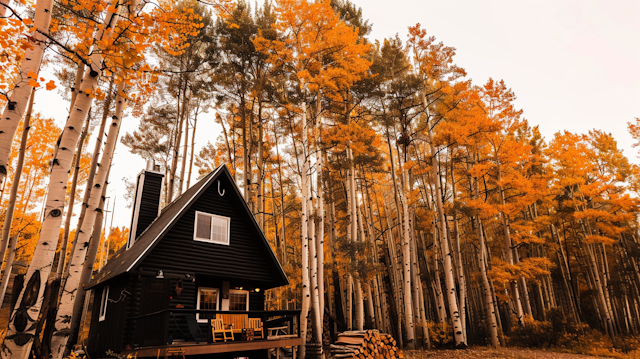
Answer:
0;90;34;307
49;82;126;359
0;90;33;269
2;1;201;355
0;0;54;185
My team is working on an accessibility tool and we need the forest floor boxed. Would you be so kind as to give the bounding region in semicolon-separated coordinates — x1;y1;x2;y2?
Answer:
401;347;632;359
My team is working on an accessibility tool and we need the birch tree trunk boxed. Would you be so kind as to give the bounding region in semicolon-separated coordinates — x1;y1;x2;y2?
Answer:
477;218;500;347
49;83;126;359
56;62;88;277
496;163;526;325
0;89;34;267
63;76;114;279
0;0;54;185
299;101;310;359
316;116;325;328
0;234;19;310
2;2;124;352
57;109;90;277
425;97;466;347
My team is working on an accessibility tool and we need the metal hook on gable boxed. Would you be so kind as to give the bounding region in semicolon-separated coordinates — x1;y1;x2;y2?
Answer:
217;180;225;196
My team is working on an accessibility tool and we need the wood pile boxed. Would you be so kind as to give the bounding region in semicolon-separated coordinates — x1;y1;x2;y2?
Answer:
329;330;403;359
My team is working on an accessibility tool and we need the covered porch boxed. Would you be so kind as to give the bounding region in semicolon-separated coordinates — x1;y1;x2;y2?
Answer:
124;309;302;358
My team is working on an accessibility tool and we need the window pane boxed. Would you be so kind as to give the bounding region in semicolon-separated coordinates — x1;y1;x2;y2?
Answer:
211;217;228;244
196;213;211;239
229;291;247;311
198;288;218;320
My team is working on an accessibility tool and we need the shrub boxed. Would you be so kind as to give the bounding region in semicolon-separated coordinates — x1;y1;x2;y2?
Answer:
427;322;454;348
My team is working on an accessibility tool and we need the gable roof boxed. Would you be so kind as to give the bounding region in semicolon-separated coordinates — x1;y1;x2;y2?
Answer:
86;164;288;289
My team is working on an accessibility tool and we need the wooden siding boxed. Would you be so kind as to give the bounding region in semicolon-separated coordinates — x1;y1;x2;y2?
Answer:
138;174;282;287
87;278;129;358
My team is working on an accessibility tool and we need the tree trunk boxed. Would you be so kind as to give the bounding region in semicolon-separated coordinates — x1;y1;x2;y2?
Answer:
49;83;126;359
66;169;109;357
178;99;190;196
496;163;526;325
186;102;198;189
64;78;114;278
0;0;54;185
477;218;500;347
0;234;19;309
57;108;90;277
57;62;88;277
299;101;310;359
0;89;34;267
425;96;465;347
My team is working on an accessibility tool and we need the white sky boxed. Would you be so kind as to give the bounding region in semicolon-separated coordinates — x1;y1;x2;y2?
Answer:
33;0;640;229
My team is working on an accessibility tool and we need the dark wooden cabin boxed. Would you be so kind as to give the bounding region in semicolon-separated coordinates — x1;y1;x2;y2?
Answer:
85;164;300;359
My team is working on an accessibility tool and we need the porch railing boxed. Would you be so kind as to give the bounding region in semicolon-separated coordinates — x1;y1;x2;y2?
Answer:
129;309;301;347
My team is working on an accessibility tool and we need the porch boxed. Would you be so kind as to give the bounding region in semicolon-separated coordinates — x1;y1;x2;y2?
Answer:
124;309;302;358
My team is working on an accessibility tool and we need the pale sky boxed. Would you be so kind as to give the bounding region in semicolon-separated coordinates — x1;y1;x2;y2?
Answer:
33;0;640;230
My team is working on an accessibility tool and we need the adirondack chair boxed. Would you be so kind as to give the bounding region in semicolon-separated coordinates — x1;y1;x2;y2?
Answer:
211;318;234;342
185;314;208;343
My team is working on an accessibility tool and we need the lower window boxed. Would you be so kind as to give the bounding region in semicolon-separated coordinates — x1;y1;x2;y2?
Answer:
229;289;249;311
197;287;219;323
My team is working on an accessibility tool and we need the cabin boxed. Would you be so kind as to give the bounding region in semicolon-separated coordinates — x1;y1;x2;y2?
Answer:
85;163;301;359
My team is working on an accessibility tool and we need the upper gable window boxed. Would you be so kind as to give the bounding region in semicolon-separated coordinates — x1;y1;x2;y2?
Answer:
194;211;230;245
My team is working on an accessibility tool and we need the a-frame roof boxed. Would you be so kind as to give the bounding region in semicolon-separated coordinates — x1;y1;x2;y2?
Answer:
86;164;288;289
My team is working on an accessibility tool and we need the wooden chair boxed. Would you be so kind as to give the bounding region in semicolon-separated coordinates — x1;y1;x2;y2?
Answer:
210;319;234;342
248;318;264;339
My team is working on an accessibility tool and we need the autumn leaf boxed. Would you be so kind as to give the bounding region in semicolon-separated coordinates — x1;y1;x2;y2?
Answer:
45;80;56;91
28;79;39;87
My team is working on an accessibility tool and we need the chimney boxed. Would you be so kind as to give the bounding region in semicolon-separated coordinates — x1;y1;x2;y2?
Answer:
127;160;164;249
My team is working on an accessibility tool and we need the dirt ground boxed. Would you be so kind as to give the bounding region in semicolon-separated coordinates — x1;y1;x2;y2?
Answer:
401;347;631;359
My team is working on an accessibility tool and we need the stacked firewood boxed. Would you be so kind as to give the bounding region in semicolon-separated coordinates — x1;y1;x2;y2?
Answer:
329;330;403;359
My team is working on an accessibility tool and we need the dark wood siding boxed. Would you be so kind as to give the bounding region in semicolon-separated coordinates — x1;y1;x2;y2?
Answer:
87;279;129;358
249;291;265;311
138;174;282;287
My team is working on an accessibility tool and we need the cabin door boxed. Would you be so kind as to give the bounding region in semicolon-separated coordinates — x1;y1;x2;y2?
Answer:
137;278;169;346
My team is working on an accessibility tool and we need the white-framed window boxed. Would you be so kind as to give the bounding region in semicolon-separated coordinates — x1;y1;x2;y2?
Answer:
99;285;109;322
228;289;249;311
194;211;230;245
196;287;219;323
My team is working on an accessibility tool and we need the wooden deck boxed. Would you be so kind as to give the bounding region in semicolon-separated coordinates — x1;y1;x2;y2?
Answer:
121;337;302;358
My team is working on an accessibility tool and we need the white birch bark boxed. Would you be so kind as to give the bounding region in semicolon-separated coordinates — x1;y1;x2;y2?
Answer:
397;159;415;346
0;0;53;185
0;234;19;310
309;181;321;344
0;89;33;266
477;218;500;347
299;101;310;359
49;82;126;359
2;4;129;356
57;102;89;277
0;90;34;309
425;97;466;347
65;78;113;279
316;108;325;326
